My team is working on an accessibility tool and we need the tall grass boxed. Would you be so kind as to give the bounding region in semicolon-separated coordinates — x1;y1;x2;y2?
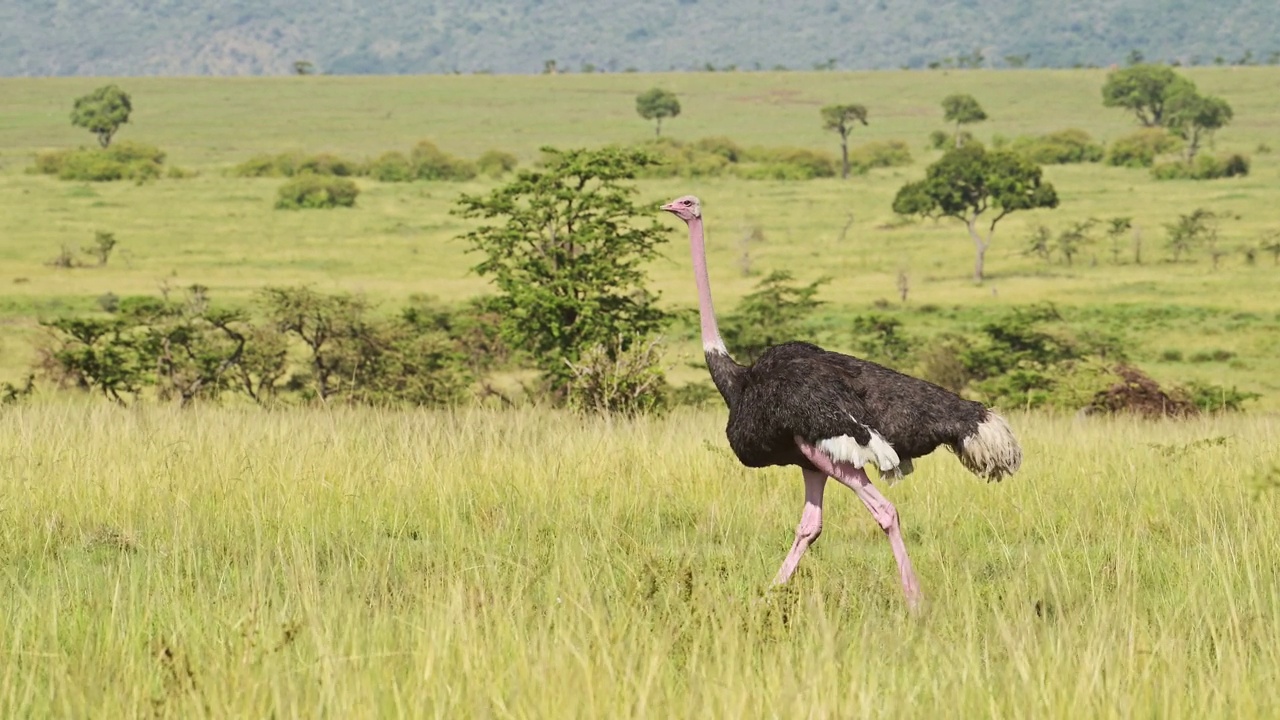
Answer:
2;403;1277;716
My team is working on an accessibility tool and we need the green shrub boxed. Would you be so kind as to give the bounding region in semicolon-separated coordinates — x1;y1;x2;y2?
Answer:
1151;154;1250;180
297;153;359;177
735;146;837;179
848;140;913;172
563;336;669;416
634;137;732;178
274;174;359;209
693;136;745;162
232;152;361;178
1010;129;1105;164
929;129;972;150
230;152;302;177
476;149;519;178
410;140;477;181
365;151;414;182
30;141;167;182
1105;129;1182;167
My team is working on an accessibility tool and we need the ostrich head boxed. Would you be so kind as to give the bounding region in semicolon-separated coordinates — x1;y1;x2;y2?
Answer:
661;195;701;222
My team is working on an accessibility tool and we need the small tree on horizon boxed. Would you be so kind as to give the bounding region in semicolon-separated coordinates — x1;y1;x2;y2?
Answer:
892;144;1059;283
820;103;869;179
635;88;681;137
1101;64;1194;127
70;84;132;148
1164;88;1233;161
941;94;987;148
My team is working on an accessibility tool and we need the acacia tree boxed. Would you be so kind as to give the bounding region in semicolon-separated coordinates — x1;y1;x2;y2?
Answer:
1101;64;1194;127
1164;88;1233;161
892;144;1059;283
941;94;987;147
635;88;681;137
455;147;669;396
70;84;133;148
820;104;869;178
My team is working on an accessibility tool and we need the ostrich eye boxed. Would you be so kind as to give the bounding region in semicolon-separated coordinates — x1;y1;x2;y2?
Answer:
683;200;692;206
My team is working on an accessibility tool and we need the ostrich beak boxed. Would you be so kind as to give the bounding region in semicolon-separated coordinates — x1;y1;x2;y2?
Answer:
660;202;678;213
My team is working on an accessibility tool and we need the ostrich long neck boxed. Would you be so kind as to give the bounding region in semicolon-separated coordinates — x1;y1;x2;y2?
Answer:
688;216;727;354
687;215;745;405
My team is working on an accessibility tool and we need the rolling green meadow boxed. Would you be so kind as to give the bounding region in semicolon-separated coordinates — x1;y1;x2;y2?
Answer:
2;69;1280;716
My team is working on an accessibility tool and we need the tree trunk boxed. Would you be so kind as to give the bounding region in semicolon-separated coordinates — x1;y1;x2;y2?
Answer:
840;135;849;179
954;121;962;148
966;218;989;283
655;118;661;137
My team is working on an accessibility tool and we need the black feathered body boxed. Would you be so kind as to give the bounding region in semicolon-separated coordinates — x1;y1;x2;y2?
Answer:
705;342;995;475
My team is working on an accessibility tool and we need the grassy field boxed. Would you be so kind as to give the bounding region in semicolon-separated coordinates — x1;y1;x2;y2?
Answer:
2;70;1280;716
1;404;1278;716
2;69;1280;404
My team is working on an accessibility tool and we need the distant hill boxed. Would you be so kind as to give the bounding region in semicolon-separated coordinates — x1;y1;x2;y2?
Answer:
3;0;1278;76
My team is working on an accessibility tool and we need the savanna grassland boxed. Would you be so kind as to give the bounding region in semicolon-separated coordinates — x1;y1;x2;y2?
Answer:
2;69;1280;717
2;406;1279;717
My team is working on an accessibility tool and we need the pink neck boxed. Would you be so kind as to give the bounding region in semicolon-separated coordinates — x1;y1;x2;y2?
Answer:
687;216;727;354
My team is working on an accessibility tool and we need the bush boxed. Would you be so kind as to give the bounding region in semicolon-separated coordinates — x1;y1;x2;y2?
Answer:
1105;129;1182;167
929;130;973;150
1010;129;1105;164
274;174;359;209
1151;153;1250;180
410;140;477;181
848;140;913;172
693;136;745;162
476;149;518;178
30;141;167;182
735;146;837;179
297;153;359;177
563;337;669;416
230;152;305;177
722;271;829;362
231;151;360;178
365;151;414;182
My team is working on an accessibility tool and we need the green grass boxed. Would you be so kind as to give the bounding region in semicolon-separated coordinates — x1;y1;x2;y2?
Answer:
2;403;1278;716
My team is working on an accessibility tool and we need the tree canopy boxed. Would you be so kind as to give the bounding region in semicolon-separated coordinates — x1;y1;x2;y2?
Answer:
70;84;133;148
1100;64;1194;127
940;94;987;147
893;144;1059;282
820;103;869;179
455;146;669;395
635;88;681;137
1164;88;1233;160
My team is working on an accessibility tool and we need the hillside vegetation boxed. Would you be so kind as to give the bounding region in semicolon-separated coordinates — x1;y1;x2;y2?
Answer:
2;68;1278;410
2;0;1280;76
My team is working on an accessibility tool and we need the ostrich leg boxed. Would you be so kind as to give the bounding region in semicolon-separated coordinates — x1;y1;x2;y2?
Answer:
772;469;827;584
795;439;923;609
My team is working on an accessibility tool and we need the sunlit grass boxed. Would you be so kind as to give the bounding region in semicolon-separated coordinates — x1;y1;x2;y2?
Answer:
1;403;1277;716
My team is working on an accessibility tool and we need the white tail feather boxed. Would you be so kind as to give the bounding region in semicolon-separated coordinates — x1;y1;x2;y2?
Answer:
956;411;1022;481
818;428;911;484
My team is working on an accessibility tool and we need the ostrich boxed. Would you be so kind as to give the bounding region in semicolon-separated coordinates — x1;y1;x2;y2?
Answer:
660;195;1022;608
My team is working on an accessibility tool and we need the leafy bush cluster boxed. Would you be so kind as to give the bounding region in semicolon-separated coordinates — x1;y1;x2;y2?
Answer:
29;142;185;182
38;286;490;408
1151;154;1250;180
712;281;1256;416
632;136;910;180
275;175;360;209
1006;129;1105;164
1105;129;1183;168
233;140;515;182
